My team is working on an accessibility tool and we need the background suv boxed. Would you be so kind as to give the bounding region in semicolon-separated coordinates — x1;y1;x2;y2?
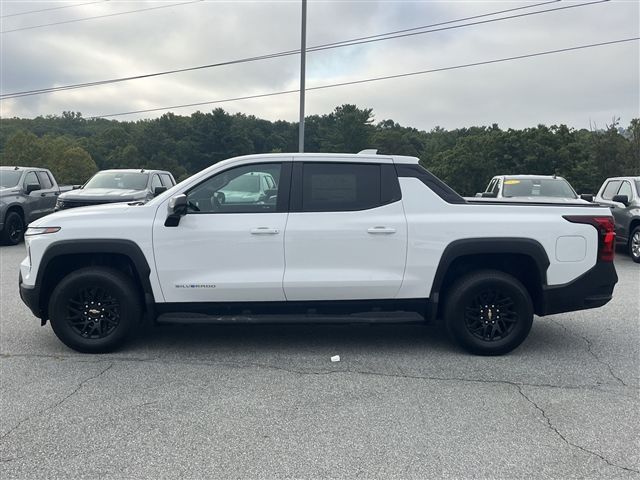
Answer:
594;176;640;263
56;169;175;211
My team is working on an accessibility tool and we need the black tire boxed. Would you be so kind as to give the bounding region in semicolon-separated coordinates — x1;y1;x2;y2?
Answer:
48;267;142;353
629;226;640;263
444;270;533;355
1;211;24;245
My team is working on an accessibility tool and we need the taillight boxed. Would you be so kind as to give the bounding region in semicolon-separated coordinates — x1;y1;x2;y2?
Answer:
563;216;616;262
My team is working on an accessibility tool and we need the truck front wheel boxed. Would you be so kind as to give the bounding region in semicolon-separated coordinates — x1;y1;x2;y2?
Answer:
444;270;533;355
49;267;142;353
1;211;24;245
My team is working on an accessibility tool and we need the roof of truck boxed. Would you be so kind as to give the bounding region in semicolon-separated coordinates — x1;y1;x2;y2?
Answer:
95;169;173;174
215;152;420;164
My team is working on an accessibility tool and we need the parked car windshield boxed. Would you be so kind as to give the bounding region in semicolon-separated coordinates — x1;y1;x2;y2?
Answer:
635;180;640;196
503;177;577;198
84;172;149;190
0;170;22;188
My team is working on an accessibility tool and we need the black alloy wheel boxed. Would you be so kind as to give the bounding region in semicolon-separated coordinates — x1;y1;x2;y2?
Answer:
66;287;121;339
49;267;142;353
464;288;519;342
1;212;24;245
444;270;533;355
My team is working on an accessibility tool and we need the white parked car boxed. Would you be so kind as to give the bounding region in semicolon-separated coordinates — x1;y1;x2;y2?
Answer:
474;175;590;204
19;152;618;355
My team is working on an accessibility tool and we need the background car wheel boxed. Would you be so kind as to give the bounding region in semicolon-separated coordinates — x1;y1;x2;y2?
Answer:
49;267;142;353
444;270;533;355
629;226;640;263
1;211;24;245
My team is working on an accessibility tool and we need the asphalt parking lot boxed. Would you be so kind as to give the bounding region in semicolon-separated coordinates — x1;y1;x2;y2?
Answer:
0;244;638;479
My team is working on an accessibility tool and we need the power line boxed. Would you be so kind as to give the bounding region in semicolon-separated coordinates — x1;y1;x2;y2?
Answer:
87;37;639;119
0;0;109;18
0;0;606;99
0;0;203;34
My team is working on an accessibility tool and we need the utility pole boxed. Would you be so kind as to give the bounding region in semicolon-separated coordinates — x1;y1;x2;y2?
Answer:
298;0;307;152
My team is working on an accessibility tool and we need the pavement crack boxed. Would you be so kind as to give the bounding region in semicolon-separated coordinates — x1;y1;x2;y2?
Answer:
516;385;640;475
0;363;113;443
550;319;628;387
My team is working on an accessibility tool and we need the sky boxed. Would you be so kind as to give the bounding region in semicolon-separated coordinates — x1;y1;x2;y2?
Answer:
0;0;638;131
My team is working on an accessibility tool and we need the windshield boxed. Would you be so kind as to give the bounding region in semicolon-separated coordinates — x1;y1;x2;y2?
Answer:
502;178;577;198
222;174;261;193
635;180;640;196
0;170;22;188
84;172;149;190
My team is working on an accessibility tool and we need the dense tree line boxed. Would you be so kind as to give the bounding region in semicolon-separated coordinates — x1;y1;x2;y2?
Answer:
1;105;638;195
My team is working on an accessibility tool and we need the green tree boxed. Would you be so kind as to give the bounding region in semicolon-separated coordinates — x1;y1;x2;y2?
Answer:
53;147;98;184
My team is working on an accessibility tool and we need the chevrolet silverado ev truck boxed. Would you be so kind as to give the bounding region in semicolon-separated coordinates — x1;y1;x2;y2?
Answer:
19;152;618;355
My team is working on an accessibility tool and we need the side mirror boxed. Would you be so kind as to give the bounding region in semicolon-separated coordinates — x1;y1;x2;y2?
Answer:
579;193;594;202
612;194;629;207
481;192;497;198
165;194;188;227
154;186;168;196
475;193;483;198
25;183;41;194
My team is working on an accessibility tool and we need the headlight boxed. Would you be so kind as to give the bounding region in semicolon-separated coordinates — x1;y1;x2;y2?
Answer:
56;199;63;208
25;227;61;236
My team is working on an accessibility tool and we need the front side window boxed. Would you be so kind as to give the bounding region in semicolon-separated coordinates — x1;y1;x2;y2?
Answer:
187;163;282;213
160;174;174;186
23;172;40;189
302;163;381;212
151;175;163;190
36;171;53;189
85;172;149;190
602;180;622;200
617;181;632;200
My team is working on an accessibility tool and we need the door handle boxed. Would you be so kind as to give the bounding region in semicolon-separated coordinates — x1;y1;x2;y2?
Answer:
40;193;46;197
367;226;396;234
251;227;280;235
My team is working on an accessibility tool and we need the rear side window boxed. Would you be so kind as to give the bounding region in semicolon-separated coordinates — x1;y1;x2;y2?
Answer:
602;180;622;200
300;163;399;212
36;171;53;189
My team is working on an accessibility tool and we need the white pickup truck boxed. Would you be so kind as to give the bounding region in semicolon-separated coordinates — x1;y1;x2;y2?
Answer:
19;152;618;355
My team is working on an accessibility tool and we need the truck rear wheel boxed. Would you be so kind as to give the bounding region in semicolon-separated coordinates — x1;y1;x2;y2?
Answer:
444;270;533;355
49;267;142;353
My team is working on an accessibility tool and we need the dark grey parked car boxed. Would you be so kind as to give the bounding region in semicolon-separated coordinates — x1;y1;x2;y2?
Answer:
594;176;640;263
56;169;176;211
0;166;74;245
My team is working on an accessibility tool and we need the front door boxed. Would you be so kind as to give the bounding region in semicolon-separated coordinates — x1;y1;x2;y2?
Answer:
153;162;291;303
283;160;407;301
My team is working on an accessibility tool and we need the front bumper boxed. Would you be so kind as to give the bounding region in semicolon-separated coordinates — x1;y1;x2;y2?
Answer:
539;261;618;316
19;272;42;319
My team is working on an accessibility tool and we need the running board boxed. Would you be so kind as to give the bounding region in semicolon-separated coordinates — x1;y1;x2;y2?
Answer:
156;311;424;325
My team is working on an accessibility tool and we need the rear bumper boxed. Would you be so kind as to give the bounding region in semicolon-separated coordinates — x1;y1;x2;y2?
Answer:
19;272;42;319
539;261;618;316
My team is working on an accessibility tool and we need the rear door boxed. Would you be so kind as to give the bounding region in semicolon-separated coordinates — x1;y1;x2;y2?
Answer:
283;160;407;301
